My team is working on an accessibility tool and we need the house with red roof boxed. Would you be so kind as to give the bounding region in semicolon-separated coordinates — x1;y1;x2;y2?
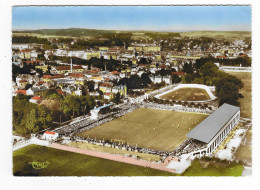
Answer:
42;74;65;82
29;96;42;104
42;131;59;141
172;72;185;76
111;71;120;75
68;73;84;79
17;79;29;88
56;88;64;95
22;60;41;65
36;81;45;86
14;90;27;95
216;55;227;59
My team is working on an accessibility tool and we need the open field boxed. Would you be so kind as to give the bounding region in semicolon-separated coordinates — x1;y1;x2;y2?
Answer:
160;87;211;101
235;128;252;165
182;159;243;176
180;31;251;40
13;144;173;176
13;145;243;176
77;108;208;152
226;72;252;118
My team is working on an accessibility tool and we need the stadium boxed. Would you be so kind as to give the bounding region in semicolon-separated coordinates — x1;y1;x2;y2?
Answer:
71;102;240;160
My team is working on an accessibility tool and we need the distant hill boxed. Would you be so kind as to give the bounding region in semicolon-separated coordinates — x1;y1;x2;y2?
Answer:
13;28;118;37
12;28;251;40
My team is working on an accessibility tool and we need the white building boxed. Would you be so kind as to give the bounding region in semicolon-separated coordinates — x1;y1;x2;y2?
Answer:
162;75;172;84
12;44;29;50
42;131;59;141
154;75;162;83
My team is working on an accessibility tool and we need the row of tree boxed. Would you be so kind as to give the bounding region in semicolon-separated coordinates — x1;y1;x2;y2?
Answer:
70;33;132;49
195;57;251;67
12;36;51;45
118;74;151;89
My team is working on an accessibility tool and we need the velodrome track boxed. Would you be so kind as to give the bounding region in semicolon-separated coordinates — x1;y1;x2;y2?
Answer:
50;143;176;173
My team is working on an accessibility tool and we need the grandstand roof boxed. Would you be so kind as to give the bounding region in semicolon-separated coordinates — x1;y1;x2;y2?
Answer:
187;103;240;144
94;103;114;110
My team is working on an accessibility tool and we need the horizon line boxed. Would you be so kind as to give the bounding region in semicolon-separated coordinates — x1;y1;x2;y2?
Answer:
12;27;252;33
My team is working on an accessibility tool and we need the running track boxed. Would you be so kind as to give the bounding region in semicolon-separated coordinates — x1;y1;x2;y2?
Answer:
50;143;176;173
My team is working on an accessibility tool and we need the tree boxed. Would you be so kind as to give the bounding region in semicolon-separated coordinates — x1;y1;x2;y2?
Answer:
38;105;52;129
172;75;181;84
25;108;38;133
113;92;121;104
44;89;61;100
199;62;218;78
141;73;152;86
182;73;193;83
80;95;94;115
218;82;240;106
62;95;81;118
25;83;33;90
85;80;95;92
192;77;204;84
183;62;194;74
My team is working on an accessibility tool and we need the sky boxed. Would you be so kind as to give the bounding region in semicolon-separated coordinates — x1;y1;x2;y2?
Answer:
12;6;251;31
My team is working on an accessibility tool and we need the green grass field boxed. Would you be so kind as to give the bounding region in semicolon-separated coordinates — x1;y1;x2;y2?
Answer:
160;88;211;101
182;159;243;176
13;144;174;176
13;145;243;176
227;72;252;118
77;108;208;152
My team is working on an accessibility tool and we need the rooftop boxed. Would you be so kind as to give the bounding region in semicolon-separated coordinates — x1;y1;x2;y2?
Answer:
187;103;240;143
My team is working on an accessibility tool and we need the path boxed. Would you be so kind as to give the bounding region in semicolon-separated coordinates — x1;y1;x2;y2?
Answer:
50;143;176;173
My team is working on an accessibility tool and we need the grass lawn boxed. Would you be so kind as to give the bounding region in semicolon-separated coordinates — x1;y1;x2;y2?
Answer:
234;128;252;165
13;145;243;176
13;144;174;176
226;71;252;118
77;108;208;152
160;88;211;101
182;159;243;176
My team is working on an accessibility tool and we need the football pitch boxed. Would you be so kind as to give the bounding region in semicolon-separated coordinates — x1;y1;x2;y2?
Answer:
160;88;211;101
77;108;208;152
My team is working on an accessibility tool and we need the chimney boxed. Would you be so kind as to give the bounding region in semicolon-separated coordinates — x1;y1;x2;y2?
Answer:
70;58;72;73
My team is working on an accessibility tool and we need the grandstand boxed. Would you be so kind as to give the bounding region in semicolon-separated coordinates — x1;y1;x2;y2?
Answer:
184;103;240;157
90;103;114;119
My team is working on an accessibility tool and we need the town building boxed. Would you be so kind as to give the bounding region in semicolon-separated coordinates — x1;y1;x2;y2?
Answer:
29;96;42;104
53;65;84;74
42;131;59;141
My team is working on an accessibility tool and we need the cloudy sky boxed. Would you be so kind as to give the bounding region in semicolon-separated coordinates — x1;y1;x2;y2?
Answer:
12;6;251;31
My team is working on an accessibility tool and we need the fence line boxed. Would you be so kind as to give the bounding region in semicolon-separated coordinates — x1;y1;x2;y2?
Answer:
13;137;50;151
